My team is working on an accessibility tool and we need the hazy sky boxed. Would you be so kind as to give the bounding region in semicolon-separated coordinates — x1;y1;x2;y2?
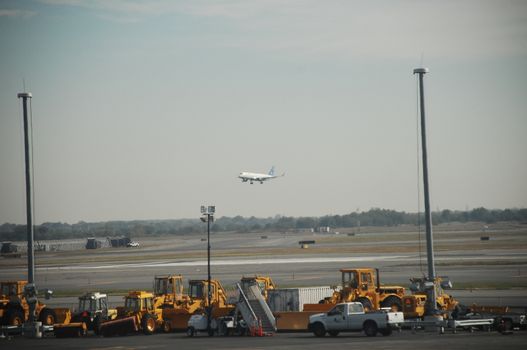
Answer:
1;0;526;224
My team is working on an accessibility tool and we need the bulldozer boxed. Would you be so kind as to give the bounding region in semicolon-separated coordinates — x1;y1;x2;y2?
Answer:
161;278;236;332
240;275;276;301
402;276;459;318
98;291;162;336
303;268;405;313
53;292;117;337
0;280;69;327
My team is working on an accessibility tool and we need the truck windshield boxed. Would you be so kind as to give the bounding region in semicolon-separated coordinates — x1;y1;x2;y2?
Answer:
342;271;358;288
329;304;346;315
349;303;363;313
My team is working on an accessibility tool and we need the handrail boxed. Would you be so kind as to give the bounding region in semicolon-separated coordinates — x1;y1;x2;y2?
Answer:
236;283;259;329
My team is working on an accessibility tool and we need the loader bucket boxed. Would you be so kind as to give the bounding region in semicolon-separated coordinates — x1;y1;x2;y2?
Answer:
99;316;138;337
274;311;321;331
302;303;333;312
162;308;193;331
54;322;87;338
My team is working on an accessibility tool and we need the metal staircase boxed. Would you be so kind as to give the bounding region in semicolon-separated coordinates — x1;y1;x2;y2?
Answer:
235;283;276;334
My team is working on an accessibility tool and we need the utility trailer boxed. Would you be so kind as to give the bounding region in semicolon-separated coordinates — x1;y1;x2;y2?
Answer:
463;305;527;333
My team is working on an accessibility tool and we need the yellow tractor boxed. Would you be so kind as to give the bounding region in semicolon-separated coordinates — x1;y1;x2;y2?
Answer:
240;275;276;301
304;268;405;312
0;280;69;327
99;291;162;336
162;278;236;332
153;274;185;308
402;276;459;318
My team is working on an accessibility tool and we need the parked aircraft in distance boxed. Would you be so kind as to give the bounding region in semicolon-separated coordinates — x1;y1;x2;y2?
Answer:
238;166;285;184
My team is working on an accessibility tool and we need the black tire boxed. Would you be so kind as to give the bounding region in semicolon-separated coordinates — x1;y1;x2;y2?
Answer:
357;297;373;312
328;330;339;337
7;309;24;327
219;321;229;336
379;328;393;336
38;308;57;325
363;320;378;337
381;296;402;312
187;326;195;337
93;315;102;335
500;318;513;333
162;321;172;333
312;322;326;337
141;314;156;335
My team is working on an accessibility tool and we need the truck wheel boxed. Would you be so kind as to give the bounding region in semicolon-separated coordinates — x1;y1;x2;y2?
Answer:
363;321;378;337
162;321;172;333
379;328;392;336
141;314;155;335
312;322;326;337
357;297;373;312
187;326;195;337
381;296;402;312
7;310;24;326
38;308;57;325
328;330;339;337
93;315;102;335
219;321;229;336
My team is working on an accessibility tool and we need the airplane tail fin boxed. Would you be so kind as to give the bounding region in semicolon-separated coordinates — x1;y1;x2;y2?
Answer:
268;166;275;176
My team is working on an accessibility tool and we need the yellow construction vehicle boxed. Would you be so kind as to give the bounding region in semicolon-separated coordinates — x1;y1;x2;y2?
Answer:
153;274;185;308
99;291;162;336
402;276;458;318
0;280;69;326
304;268;405;313
240;275;276;301
162;279;235;331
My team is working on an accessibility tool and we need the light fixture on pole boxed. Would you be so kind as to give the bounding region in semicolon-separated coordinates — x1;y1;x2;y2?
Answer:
200;205;215;336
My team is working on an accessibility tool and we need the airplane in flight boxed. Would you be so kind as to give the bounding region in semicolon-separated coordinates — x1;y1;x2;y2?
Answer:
238;166;285;184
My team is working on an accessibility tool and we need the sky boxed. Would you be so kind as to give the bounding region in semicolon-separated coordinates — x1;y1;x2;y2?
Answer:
1;0;526;224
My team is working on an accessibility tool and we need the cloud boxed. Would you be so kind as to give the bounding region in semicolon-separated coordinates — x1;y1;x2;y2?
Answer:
0;9;36;18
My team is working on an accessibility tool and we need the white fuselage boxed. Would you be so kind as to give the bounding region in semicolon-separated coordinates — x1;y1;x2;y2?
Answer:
238;172;276;184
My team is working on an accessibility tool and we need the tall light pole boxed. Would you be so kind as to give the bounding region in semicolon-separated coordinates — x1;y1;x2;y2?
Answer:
18;92;39;323
200;205;215;335
413;67;437;315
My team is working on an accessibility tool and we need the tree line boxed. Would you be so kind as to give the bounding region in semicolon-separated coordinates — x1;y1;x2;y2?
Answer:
0;207;525;241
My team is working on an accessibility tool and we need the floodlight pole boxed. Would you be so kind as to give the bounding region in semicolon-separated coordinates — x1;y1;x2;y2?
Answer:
201;205;215;336
414;68;437;315
18;92;37;323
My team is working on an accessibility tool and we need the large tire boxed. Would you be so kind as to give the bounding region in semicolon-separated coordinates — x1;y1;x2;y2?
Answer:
381;296;402;312
93;315;102;335
187;326;195;337
141;314;156;335
38;308;57;325
357;297;373;312
7;309;24;326
363;320;378;337
312;322;326;337
162;320;172;333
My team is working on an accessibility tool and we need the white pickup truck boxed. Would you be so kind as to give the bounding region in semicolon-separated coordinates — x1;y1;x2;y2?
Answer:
308;302;404;337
